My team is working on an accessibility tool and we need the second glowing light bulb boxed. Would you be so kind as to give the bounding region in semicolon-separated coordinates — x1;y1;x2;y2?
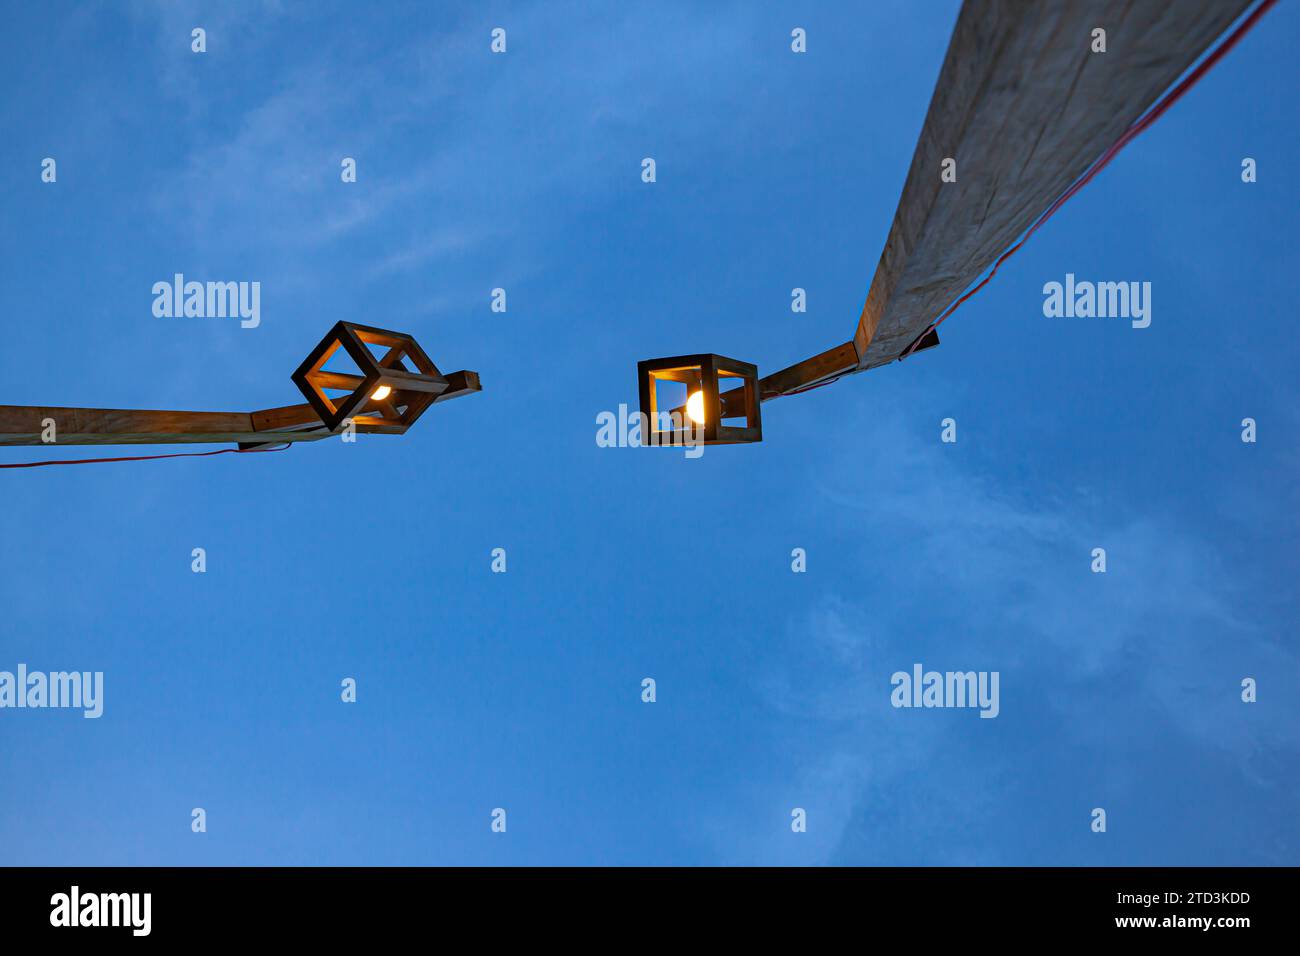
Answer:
686;390;705;425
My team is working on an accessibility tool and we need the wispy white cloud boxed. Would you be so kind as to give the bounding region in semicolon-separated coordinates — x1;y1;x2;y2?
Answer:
135;0;772;286
705;393;1298;864
366;224;494;279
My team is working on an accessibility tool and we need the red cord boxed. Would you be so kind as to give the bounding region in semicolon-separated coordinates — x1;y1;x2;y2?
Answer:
0;442;291;469
886;0;1277;361
782;374;844;397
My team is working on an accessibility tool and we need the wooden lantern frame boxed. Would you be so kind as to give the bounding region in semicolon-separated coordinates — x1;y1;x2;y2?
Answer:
0;321;480;447
637;353;761;445
291;321;453;432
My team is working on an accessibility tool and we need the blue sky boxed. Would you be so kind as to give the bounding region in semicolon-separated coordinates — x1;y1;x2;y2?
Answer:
0;0;1296;865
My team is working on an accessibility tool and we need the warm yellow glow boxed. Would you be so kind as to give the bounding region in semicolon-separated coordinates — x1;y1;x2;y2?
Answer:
686;390;706;425
371;385;393;401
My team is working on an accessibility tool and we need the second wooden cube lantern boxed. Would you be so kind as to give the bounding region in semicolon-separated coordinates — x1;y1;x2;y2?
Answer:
637;354;761;446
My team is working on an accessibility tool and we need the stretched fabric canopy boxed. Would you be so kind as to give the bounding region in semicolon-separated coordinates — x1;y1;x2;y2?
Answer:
761;0;1256;399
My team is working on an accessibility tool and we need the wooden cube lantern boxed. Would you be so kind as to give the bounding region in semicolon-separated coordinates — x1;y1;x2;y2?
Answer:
637;353;761;445
0;320;478;449
292;321;461;433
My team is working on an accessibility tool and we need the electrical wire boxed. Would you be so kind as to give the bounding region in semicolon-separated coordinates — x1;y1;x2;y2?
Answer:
0;442;292;469
779;374;845;398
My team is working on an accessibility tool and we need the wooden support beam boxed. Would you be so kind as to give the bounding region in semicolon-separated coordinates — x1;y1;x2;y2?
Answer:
250;399;403;432
0;405;332;446
757;342;859;401
350;418;407;435
310;370;367;392
249;403;328;432
431;370;482;404
247;372;477;438
375;366;450;395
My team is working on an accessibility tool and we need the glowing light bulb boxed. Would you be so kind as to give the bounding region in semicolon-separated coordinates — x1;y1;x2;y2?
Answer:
371;385;392;401
686;390;706;425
